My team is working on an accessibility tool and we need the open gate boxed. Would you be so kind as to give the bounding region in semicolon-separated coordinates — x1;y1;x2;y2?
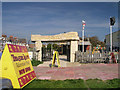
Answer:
42;43;70;62
42;46;52;61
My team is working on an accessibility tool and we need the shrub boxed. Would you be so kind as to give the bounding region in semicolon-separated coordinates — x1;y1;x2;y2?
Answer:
31;58;43;66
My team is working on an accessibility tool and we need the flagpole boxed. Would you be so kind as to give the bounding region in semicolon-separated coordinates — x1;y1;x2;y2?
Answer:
82;20;86;52
82;27;84;52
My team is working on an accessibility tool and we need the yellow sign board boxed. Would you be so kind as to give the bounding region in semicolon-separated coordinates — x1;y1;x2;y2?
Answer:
0;44;36;89
52;51;60;67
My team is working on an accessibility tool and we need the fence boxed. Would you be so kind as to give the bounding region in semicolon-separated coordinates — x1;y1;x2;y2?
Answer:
75;51;119;63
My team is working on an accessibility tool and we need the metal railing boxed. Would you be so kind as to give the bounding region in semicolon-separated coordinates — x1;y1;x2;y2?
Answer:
75;51;118;63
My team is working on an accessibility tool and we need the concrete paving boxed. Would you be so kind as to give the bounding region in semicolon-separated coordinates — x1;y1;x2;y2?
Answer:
37;60;81;67
37;55;81;67
34;63;119;80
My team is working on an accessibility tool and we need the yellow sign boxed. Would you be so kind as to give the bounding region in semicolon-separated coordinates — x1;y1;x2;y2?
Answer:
0;44;36;89
52;51;60;67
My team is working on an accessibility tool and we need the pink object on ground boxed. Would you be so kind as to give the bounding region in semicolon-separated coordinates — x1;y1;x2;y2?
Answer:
38;76;51;80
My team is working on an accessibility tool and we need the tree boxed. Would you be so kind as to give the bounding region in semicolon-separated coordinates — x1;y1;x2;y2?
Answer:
89;36;99;47
98;41;105;47
89;36;105;47
47;44;51;50
53;44;59;51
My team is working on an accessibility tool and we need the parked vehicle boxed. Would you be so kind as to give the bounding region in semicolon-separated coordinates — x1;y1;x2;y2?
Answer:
0;78;13;90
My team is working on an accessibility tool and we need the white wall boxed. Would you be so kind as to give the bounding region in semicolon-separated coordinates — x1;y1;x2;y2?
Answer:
28;52;33;60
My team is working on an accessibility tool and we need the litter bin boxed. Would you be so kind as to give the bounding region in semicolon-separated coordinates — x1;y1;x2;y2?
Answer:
105;55;110;63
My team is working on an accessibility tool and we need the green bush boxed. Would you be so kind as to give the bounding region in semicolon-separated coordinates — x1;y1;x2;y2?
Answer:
31;58;43;66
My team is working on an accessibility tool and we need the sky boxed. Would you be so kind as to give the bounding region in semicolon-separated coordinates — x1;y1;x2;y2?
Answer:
2;2;118;42
1;0;120;2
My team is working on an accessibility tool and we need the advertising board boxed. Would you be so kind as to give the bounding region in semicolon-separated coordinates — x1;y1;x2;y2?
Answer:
0;44;36;88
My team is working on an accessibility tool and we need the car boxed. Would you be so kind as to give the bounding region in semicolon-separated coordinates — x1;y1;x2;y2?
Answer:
0;78;13;90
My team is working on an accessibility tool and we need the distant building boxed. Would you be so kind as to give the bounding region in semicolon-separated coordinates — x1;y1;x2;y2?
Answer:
0;35;27;49
105;30;120;52
78;38;91;52
18;38;26;44
28;44;35;49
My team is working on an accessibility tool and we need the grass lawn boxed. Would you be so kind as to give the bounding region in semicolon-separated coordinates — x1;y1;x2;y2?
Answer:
22;78;119;89
86;78;119;88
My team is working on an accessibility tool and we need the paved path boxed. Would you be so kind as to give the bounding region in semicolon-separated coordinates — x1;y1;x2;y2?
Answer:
37;55;81;67
34;64;118;80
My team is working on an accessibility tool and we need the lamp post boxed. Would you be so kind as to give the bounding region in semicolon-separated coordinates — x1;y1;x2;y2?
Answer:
110;25;112;52
110;17;115;52
82;20;86;52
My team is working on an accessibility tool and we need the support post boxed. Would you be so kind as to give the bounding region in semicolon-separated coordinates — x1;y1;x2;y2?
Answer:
110;25;112;52
35;41;42;61
82;29;84;52
70;41;78;62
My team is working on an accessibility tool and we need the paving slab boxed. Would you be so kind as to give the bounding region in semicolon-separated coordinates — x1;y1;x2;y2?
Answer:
34;63;119;80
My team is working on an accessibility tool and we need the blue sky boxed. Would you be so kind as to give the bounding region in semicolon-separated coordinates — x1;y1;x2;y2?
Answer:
2;2;118;42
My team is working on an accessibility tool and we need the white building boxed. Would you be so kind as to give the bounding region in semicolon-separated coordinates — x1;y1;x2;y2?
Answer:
105;30;120;52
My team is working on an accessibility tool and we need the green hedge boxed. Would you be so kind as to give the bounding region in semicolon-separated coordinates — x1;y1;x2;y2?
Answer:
31;58;43;66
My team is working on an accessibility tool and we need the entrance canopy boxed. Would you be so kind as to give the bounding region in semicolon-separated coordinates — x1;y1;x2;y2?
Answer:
31;32;79;42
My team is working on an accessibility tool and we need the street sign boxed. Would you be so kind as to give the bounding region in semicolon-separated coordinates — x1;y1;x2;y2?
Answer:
52;51;60;67
0;44;36;88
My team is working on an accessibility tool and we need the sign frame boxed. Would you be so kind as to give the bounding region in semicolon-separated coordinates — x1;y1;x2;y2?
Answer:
0;44;36;89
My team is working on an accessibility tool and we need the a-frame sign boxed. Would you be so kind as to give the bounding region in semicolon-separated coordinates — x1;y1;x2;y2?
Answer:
0;44;36;89
52;51;60;67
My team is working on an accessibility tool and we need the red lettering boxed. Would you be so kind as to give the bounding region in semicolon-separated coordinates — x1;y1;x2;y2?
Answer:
11;55;18;61
11;54;29;62
19;69;25;75
25;67;31;72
